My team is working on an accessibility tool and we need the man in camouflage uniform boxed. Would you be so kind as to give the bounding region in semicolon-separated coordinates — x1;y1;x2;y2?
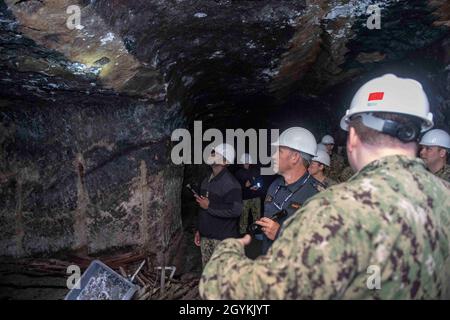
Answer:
321;135;345;181
199;74;450;299
419;129;450;182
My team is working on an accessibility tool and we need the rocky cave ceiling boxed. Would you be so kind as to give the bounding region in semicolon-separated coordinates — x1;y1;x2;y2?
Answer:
0;0;449;258
2;0;449;129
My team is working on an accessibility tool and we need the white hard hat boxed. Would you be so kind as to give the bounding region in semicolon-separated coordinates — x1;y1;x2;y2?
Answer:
211;143;235;164
239;153;254;164
317;143;327;152
340;74;433;132
312;150;331;167
272;127;317;156
321;135;335;144
420;129;450;149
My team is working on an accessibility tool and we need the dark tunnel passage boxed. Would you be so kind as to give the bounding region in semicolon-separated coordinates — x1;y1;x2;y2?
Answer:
0;0;449;300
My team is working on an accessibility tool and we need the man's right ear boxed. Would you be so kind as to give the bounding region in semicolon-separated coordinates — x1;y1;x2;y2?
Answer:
347;127;360;153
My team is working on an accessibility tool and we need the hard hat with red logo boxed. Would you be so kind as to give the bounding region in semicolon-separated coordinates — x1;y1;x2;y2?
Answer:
340;74;434;141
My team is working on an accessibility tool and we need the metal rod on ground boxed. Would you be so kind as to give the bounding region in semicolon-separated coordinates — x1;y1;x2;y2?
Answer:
168;266;176;281
158;206;167;298
160;266;165;296
156;266;176;298
130;259;146;282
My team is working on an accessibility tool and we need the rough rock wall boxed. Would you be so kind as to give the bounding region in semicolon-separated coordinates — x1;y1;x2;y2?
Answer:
0;0;308;260
0;97;184;259
0;1;184;261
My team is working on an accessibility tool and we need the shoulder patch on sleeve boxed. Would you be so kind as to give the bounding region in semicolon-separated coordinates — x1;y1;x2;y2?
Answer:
290;202;302;209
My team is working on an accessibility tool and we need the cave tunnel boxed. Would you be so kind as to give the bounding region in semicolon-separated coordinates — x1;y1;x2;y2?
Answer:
0;0;449;300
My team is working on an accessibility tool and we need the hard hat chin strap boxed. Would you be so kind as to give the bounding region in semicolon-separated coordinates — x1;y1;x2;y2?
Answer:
359;113;420;143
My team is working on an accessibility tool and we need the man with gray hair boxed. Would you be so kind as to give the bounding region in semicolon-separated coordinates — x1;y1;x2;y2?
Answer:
254;127;319;254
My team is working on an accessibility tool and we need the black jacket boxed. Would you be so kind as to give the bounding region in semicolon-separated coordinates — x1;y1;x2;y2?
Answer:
261;173;319;254
234;166;263;200
197;168;243;240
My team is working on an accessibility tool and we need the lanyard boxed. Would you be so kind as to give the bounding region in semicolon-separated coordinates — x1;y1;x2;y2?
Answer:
271;174;311;210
